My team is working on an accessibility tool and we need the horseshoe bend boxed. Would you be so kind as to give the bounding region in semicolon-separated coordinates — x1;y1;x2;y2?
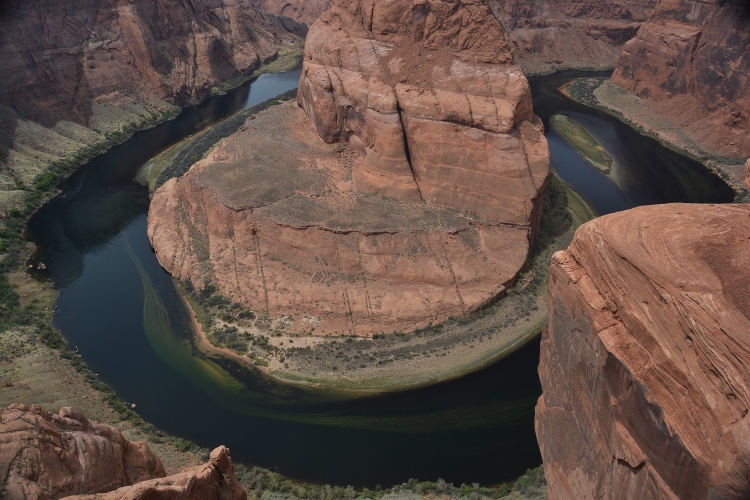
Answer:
147;0;549;342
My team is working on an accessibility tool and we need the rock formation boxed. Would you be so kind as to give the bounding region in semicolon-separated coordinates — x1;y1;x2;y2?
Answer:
611;0;750;157
745;159;750;190
149;0;549;336
536;204;750;499
149;104;533;336
249;0;330;25
64;446;246;500
0;404;165;499
488;0;656;75
297;0;548;224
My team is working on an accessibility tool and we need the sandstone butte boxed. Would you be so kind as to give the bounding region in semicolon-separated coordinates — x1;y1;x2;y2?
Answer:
0;404;244;500
249;0;331;25
148;0;549;336
611;0;750;158
536;203;750;499
488;0;657;75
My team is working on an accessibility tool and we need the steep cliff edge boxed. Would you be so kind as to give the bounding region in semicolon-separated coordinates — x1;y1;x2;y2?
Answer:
0;0;292;214
489;0;656;75
611;0;750;158
536;204;750;499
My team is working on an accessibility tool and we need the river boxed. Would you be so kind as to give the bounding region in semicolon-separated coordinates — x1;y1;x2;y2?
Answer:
26;69;734;488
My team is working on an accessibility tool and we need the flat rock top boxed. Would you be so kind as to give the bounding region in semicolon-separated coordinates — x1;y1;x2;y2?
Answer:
195;103;486;233
564;203;750;434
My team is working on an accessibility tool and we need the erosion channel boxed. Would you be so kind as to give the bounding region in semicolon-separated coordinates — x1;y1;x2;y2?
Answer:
25;69;734;488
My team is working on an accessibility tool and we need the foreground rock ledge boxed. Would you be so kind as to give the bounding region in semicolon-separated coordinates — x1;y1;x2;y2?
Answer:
536;204;750;499
0;404;244;500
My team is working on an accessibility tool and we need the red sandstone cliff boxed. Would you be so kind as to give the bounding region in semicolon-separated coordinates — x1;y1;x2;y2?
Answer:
489;0;656;74
611;0;750;157
536;204;750;499
0;404;165;499
297;0;549;224
249;0;330;25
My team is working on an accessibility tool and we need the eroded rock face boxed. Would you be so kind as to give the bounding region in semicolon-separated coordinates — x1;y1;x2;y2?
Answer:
611;0;750;157
64;446;246;500
536;204;750;499
148;104;532;336
745;159;750;190
489;0;656;75
297;0;549;225
0;404;165;499
249;0;330;25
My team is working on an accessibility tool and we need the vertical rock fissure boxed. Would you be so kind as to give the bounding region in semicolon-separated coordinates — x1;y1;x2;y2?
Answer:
395;101;423;201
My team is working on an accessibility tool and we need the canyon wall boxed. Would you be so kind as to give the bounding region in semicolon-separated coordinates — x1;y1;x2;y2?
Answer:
488;0;657;74
0;0;291;214
536;204;750;499
249;0;330;25
611;0;750;157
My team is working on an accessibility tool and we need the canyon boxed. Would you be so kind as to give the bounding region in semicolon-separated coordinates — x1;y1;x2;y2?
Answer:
0;0;296;215
610;0;750;158
249;0;330;25
149;0;550;336
536;204;750;499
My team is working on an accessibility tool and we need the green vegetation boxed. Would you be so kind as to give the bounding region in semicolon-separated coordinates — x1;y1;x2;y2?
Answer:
550;114;612;174
237;466;546;500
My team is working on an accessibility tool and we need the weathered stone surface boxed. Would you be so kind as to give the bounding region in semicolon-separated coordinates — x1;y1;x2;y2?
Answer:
297;0;549;225
745;159;750;190
63;446;246;500
489;0;656;75
148;104;531;336
249;0;330;25
536;204;750;499
0;404;165;499
611;0;750;157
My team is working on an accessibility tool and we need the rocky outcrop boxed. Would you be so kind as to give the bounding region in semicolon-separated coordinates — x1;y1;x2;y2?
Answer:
0;404;165;499
536;204;750;499
489;0;656;75
149;103;532;336
611;0;750;158
297;0;549;224
745;159;750;190
64;446;246;500
249;0;330;25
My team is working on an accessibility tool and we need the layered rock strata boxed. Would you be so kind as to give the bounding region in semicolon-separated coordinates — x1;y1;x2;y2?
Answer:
536;204;750;499
489;0;656;75
611;0;750;157
0;404;165;499
249;0;330;25
64;446;246;500
297;0;549;224
149;103;533;336
0;0;291;214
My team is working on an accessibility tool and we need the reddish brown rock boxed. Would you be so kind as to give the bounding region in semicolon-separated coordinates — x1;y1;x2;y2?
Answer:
297;0;549;225
488;0;656;75
249;0;330;25
0;404;165;499
63;446;246;500
611;0;750;157
745;159;750;190
148;104;532;336
536;204;750;499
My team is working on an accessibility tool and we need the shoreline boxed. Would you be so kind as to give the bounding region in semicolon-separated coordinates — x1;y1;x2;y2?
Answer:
560;78;749;202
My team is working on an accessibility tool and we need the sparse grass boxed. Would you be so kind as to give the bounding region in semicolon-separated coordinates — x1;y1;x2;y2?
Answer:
550;114;612;174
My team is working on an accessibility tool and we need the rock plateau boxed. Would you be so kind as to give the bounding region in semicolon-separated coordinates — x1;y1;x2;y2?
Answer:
149;0;549;336
611;0;750;157
489;0;657;75
536;204;750;499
